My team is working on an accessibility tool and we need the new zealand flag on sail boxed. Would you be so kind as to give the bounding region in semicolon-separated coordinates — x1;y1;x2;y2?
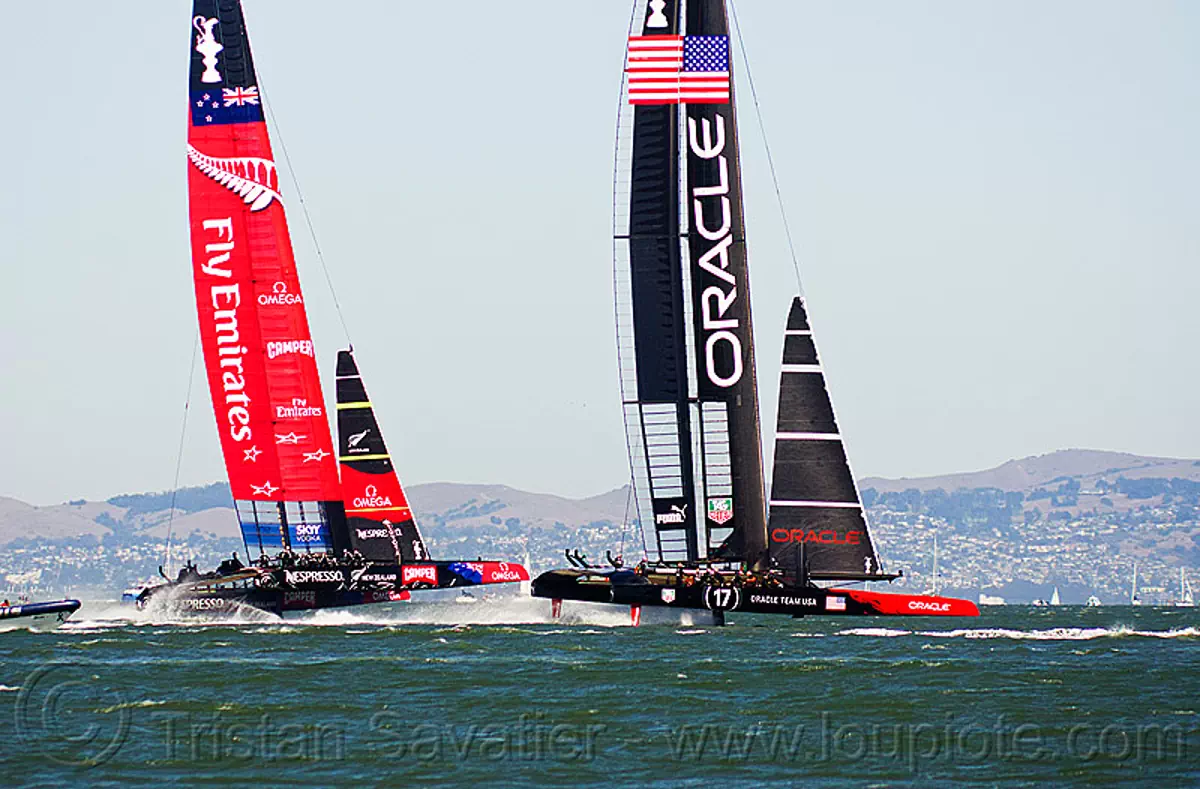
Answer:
189;0;264;127
190;86;265;127
447;562;484;584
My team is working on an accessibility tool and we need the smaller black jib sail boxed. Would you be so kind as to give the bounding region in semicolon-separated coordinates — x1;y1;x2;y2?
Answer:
335;350;429;564
767;298;892;581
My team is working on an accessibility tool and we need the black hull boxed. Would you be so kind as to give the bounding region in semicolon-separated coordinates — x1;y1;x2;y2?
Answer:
139;560;528;617
532;569;980;618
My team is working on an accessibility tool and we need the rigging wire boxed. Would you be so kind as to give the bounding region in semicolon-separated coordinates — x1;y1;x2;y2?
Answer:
637;480;650;562
258;79;353;348
163;332;201;577
728;0;805;295
728;2;893;577
612;1;652;566
617;482;633;560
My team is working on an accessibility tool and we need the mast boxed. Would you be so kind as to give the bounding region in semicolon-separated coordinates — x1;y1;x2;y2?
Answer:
187;0;343;557
616;0;767;567
933;535;938;595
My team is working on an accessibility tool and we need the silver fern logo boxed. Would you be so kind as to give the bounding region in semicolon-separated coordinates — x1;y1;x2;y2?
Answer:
187;145;282;212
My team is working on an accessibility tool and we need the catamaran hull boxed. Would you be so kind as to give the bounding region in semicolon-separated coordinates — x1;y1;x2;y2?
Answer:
139;561;529;618
0;600;82;632
532;570;979;619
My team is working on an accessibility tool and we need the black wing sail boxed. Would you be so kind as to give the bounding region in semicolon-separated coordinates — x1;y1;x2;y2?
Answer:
615;0;767;566
616;0;701;562
335;350;429;563
766;298;890;581
682;0;767;566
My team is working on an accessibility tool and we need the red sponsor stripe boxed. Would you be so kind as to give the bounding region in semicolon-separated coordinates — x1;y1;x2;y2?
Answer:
477;562;531;584
344;506;411;515
837;589;981;617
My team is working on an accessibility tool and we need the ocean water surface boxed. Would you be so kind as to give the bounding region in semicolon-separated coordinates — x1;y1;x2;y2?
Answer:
0;601;1196;787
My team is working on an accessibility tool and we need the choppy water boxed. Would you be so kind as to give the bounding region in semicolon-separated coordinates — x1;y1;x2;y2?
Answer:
0;600;1197;787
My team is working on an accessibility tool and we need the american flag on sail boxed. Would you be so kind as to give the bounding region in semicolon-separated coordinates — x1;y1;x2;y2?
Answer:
626;35;730;105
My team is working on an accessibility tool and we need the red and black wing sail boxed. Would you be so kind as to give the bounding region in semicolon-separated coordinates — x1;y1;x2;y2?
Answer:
186;0;341;555
335;350;430;563
766;298;885;580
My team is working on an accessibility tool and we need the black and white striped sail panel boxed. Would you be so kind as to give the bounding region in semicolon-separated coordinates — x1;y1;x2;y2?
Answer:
767;298;882;577
616;0;701;562
335;350;430;563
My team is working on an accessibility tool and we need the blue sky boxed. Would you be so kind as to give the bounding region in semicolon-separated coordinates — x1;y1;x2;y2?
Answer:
2;1;1197;504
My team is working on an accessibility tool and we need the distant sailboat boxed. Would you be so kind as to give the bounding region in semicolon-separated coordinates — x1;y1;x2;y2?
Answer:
1050;586;1061;606
1131;563;1143;606
923;534;940;596
1173;569;1194;608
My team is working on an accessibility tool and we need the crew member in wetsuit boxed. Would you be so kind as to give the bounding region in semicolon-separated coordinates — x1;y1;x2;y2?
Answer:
177;561;200;583
218;552;244;574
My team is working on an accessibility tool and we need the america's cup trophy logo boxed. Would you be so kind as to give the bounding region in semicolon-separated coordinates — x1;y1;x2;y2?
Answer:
647;0;669;28
193;16;223;83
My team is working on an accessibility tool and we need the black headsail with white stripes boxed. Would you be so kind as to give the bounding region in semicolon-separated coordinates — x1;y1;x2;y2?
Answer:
335;350;429;564
616;0;767;567
766;298;889;581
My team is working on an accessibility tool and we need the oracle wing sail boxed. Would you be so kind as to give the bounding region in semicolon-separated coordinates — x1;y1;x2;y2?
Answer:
187;0;345;558
616;0;767;567
335;350;430;563
766;298;891;581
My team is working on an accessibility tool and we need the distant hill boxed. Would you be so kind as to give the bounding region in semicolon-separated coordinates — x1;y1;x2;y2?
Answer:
0;497;114;545
0;482;632;547
860;449;1200;494
3;450;1198;601
3;448;1197;546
